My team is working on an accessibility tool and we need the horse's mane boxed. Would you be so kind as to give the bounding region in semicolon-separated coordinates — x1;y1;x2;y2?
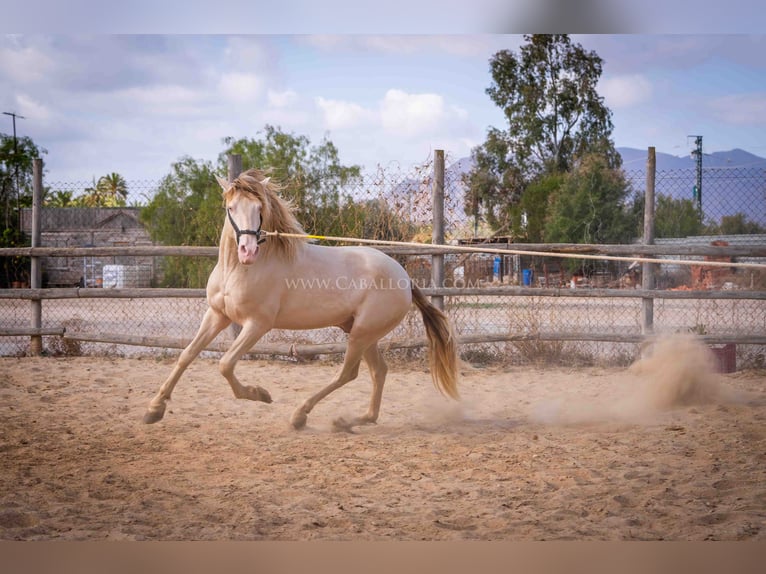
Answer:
224;169;307;261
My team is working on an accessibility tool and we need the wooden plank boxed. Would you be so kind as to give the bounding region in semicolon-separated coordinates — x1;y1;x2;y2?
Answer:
1;286;764;301
1;242;764;258
0;327;66;336
0;288;206;299
61;330;766;355
425;287;766;300
0;246;219;258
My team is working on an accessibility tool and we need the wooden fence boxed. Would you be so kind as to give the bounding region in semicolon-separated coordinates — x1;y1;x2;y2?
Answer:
2;242;765;357
1;151;765;359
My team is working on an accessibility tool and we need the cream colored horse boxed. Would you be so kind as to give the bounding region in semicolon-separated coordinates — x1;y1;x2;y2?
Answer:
143;169;459;430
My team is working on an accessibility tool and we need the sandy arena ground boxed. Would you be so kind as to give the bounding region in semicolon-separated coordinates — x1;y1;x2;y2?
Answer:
1;337;764;541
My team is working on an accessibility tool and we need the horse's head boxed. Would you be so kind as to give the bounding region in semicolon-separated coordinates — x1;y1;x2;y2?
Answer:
216;174;270;265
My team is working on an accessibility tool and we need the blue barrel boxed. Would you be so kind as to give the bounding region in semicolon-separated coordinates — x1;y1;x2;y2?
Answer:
522;269;533;286
493;256;501;279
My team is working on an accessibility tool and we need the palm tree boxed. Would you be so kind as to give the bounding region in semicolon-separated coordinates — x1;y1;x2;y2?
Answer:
46;189;76;207
95;173;128;207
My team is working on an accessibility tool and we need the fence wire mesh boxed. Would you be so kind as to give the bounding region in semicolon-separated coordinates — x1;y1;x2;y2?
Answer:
1;158;764;368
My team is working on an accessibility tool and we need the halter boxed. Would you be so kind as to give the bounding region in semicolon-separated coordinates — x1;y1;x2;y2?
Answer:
227;208;267;245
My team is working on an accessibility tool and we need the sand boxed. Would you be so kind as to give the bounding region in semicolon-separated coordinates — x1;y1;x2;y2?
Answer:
1;338;764;541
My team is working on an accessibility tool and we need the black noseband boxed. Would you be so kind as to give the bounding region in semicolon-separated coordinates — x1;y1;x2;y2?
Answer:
228;209;266;245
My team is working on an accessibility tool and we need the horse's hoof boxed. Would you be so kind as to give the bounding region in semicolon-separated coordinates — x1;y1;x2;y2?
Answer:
254;385;272;404
143;407;165;424
241;385;272;403
332;417;356;433
290;409;308;430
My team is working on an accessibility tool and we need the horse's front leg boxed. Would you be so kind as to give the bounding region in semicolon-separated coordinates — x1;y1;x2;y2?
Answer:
218;321;273;404
144;308;230;423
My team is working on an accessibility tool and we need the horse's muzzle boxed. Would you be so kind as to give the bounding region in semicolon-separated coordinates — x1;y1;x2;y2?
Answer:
238;241;259;265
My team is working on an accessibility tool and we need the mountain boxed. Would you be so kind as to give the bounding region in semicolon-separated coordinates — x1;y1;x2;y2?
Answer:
617;147;766;225
388;148;765;228
617;147;766;171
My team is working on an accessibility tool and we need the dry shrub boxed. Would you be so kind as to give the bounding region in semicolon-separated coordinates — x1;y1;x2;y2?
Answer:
45;318;84;357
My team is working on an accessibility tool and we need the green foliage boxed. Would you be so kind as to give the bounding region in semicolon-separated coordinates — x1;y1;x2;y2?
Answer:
142;126;412;287
338;197;417;243
486;35;618;176
0;226;30;286
544;154;636;245
220;125;417;242
511;172;564;242
1;132;47;230
44;189;76;207
463;128;522;233
1;132;45;285
465;34;619;235
654;195;705;238
712;212;766;235
139;157;221;287
219;125;362;238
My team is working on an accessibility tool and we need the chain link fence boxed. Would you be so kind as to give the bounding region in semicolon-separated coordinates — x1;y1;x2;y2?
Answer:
2;157;765;368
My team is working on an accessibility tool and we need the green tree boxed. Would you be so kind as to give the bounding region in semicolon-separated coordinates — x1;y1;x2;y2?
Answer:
465;34;619;235
341;198;417;243
511;172;564;242
1;133;47;229
545;153;635;244
1;133;46;285
654;195;705;238
77;173;128;207
45;189;76;207
140;157;221;287
463;129;521;233
219;125;362;237
96;173;128;207
713;212;766;235
142;126;365;287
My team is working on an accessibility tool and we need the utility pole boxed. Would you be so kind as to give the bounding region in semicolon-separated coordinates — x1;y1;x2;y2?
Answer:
3;111;27;224
689;135;703;220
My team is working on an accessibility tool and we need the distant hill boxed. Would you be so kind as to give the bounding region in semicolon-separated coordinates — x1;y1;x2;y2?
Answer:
392;148;765;228
617;147;766;225
617;147;766;171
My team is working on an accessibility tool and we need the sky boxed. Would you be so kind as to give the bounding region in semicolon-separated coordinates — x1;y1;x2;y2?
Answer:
2;32;766;193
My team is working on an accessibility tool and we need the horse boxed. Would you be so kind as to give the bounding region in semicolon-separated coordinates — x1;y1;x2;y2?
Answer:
143;168;459;430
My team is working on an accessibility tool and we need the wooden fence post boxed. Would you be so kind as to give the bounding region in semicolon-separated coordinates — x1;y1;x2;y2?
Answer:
228;154;242;181
431;150;445;311
642;147;656;337
30;158;43;355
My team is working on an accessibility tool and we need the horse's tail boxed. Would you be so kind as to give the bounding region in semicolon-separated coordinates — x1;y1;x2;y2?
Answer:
411;284;460;400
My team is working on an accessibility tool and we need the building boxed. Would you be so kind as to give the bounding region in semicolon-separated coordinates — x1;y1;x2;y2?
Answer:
20;207;154;287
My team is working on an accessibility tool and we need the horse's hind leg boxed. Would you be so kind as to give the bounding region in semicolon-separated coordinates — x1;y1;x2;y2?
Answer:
290;336;370;430
342;342;387;427
144;308;230;424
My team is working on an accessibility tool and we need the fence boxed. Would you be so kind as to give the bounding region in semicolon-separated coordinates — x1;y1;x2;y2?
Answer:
1;151;765;369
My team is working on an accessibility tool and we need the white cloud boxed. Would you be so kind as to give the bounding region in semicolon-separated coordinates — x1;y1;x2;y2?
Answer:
709;93;766;126
14;93;51;122
599;74;653;109
316;96;371;130
218;72;264;103
380;89;467;137
302;35;515;58
268;89;298;108
0;41;54;84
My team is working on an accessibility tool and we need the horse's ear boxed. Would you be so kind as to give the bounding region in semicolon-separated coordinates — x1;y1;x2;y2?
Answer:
215;175;232;194
260;176;271;188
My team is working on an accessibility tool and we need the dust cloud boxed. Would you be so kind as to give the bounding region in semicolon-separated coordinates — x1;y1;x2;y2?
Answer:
529;334;750;426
